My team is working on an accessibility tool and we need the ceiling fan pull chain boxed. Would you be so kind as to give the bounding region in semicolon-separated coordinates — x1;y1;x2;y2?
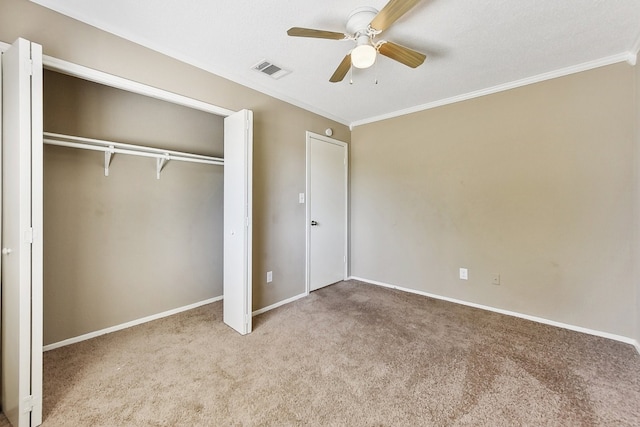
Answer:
350;65;354;85
374;56;379;84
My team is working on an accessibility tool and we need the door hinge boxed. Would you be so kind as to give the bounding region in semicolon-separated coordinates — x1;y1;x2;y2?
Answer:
25;58;33;76
22;395;37;413
24;227;34;244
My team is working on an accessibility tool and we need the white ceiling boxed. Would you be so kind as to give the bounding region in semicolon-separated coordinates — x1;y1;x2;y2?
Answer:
30;0;640;127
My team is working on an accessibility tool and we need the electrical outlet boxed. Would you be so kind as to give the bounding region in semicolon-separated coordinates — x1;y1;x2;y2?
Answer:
266;271;273;283
299;193;305;204
459;268;468;280
492;274;500;285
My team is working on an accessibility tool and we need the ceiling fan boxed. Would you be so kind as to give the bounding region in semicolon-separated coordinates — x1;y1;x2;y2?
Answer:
287;0;426;83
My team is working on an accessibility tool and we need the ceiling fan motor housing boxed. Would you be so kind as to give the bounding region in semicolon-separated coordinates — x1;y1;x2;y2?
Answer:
346;6;378;36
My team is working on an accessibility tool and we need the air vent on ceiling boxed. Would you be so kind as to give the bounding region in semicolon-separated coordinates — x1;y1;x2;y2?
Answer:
252;60;291;80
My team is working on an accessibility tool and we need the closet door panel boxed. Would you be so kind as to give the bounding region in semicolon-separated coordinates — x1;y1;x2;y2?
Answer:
223;109;253;335
1;38;44;427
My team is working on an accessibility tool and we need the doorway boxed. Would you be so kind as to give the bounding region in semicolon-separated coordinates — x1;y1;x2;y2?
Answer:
305;131;348;293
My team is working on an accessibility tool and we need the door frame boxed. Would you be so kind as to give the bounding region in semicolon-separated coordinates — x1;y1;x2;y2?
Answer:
305;131;348;295
21;49;253;334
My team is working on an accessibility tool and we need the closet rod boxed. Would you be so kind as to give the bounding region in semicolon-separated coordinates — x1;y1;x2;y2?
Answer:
43;138;223;166
43;132;224;165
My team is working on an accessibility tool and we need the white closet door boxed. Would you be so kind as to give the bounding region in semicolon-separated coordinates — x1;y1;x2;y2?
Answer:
1;38;44;427
223;109;253;335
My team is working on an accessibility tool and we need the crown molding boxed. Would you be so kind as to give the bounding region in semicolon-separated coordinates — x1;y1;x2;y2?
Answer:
3;39;637;131
351;52;635;128
631;29;640;59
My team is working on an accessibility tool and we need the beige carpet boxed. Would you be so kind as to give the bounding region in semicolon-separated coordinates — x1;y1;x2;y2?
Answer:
2;280;640;426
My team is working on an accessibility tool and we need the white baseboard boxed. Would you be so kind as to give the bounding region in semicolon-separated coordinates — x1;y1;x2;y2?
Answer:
349;276;640;355
252;292;307;317
43;296;223;351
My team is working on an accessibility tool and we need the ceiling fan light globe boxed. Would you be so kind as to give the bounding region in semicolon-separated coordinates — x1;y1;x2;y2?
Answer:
351;44;376;69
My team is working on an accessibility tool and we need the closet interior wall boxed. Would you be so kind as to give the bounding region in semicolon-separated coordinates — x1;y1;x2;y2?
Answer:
43;70;225;345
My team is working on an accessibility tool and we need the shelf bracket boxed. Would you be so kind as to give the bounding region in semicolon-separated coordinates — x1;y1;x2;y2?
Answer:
105;146;115;176
157;154;170;179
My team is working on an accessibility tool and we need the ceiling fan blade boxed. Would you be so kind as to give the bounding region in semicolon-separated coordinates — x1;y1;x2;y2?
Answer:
370;0;423;32
378;41;426;68
330;54;352;83
287;27;347;40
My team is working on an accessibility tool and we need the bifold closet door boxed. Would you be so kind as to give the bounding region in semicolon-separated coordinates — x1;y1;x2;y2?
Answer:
1;38;44;427
223;109;253;335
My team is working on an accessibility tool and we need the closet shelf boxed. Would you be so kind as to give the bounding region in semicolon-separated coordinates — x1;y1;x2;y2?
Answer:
43;132;223;179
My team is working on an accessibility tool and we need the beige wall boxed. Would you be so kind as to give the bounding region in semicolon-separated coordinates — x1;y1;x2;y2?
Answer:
1;0;350;341
351;63;636;337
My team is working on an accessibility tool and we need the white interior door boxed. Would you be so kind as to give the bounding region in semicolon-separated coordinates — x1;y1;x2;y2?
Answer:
1;38;44;427
306;132;347;292
223;109;253;335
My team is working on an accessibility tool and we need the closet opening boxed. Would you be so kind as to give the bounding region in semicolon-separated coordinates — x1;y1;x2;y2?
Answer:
42;69;230;348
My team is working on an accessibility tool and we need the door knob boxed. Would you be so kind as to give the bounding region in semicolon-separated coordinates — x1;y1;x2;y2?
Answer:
311;220;318;226
2;248;13;255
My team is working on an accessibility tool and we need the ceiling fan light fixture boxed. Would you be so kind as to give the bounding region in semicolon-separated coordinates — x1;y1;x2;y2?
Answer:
351;43;376;69
287;0;427;82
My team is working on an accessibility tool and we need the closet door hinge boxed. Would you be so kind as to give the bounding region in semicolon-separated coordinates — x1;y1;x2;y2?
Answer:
22;395;38;413
24;227;34;244
25;58;33;76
